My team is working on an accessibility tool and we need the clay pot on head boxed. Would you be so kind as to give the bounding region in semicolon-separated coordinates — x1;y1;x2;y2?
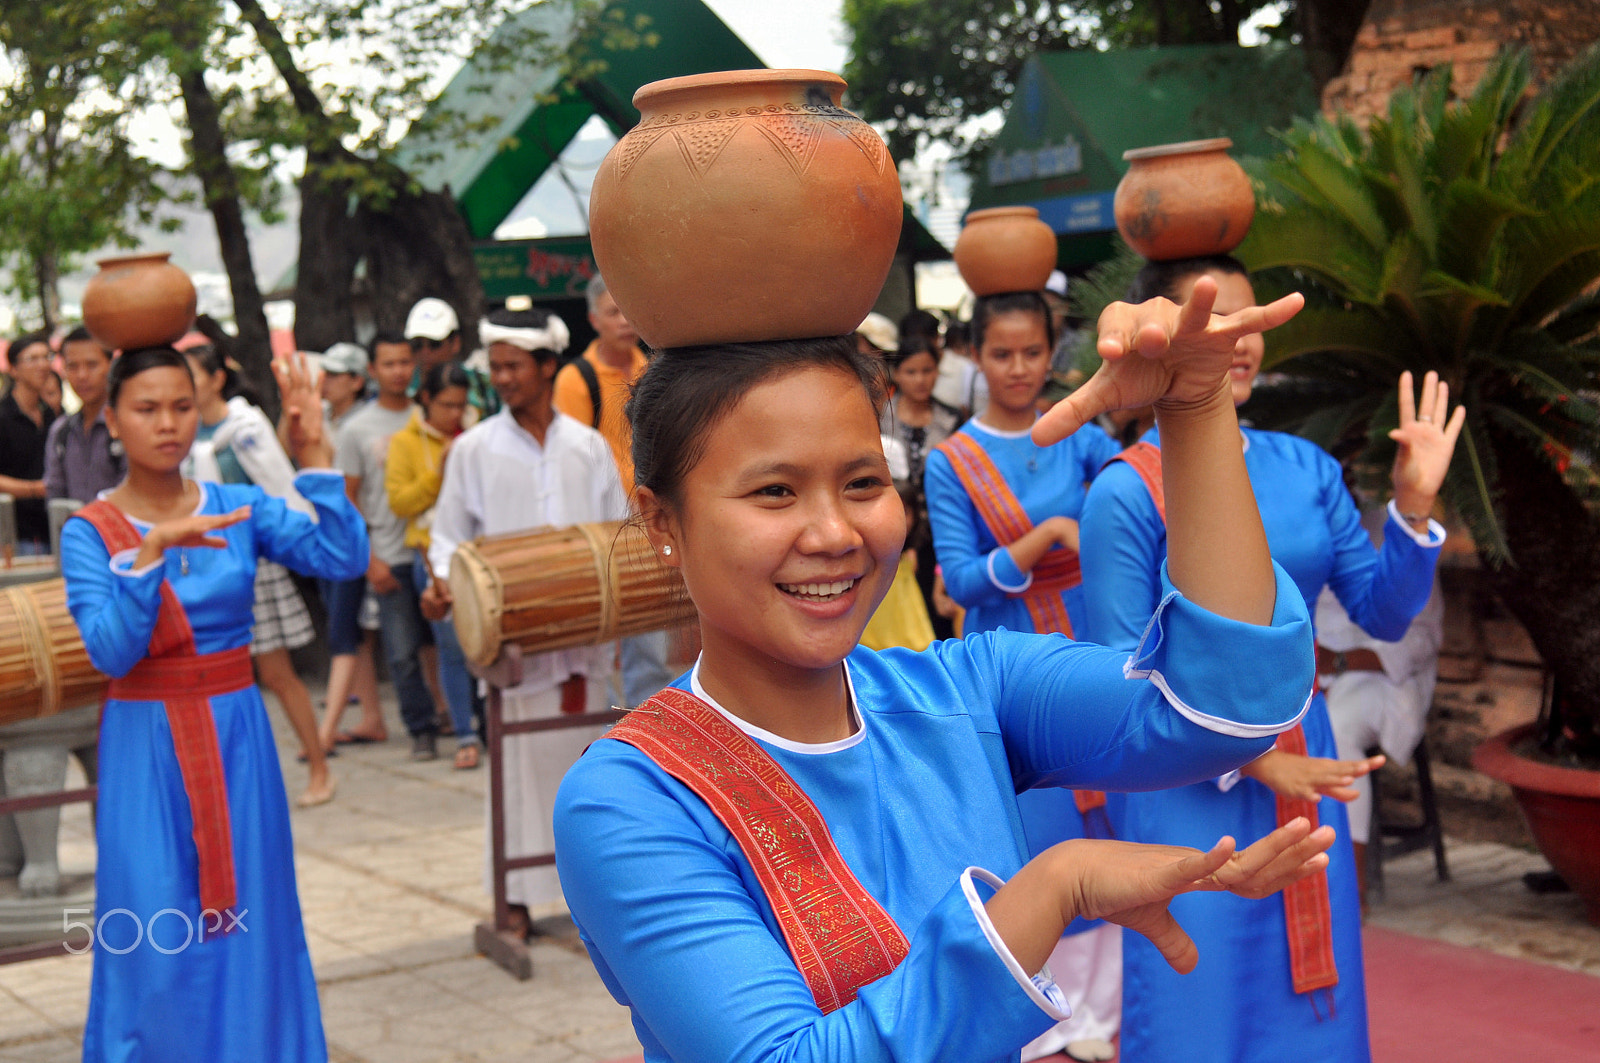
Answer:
588;69;903;349
1113;138;1256;262
81;253;197;351
953;206;1058;296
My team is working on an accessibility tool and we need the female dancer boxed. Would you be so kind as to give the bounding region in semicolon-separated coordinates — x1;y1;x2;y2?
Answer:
554;275;1338;1063
923;287;1124;1061
61;348;366;1061
184;343;336;806
1075;255;1464;1063
385;361;480;768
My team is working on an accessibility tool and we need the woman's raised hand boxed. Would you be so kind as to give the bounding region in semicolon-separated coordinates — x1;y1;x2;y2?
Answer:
1033;277;1304;446
1069;818;1335;974
273;352;333;469
134;507;251;569
1390;370;1465;522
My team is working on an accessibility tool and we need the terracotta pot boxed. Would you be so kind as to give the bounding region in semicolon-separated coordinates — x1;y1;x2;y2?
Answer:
953;207;1057;296
81;253;197;351
589;69;903;349
1473;723;1600;925
1113;138;1256;262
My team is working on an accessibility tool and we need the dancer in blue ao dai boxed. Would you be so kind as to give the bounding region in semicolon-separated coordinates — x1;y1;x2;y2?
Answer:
1078;256;1465;1063
60;349;367;1063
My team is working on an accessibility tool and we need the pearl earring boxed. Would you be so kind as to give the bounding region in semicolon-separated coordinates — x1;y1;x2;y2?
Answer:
662;545;673;556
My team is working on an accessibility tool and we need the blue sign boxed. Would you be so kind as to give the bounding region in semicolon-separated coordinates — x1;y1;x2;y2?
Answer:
1029;191;1116;235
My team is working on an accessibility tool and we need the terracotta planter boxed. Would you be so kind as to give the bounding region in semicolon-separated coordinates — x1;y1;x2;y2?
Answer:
81;253;197;352
953;207;1057;296
1113;138;1256;262
1472;722;1600;924
589;69;903;349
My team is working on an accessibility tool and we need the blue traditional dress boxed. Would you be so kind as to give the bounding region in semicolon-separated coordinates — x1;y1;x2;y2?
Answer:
555;561;1315;1063
1078;426;1444;1063
61;471;367;1063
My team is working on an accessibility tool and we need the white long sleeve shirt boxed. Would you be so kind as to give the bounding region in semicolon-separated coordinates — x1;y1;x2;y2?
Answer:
429;408;629;695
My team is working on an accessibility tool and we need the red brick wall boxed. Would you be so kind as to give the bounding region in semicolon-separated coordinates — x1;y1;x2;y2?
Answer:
1322;0;1600;120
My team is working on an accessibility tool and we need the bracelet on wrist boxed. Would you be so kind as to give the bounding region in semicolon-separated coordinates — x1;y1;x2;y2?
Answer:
1400;510;1431;525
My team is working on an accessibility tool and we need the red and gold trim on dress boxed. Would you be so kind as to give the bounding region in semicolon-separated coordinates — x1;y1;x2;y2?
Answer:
607;687;909;1013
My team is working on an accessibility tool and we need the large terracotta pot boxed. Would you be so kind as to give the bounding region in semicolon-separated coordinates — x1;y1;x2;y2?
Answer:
589;69;903;349
1113;138;1255;262
81;253;197;351
1473;722;1600;925
953;207;1057;296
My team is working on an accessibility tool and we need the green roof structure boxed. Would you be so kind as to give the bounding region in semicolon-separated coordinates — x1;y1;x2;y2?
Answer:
967;43;1319;268
393;0;945;305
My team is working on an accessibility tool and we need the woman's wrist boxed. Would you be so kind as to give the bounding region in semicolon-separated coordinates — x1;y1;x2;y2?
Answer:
1153;379;1236;424
1391;489;1435;529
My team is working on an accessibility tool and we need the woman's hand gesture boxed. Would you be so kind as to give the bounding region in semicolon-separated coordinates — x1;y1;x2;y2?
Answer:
1390;370;1465;522
1070;818;1335;974
273;353;333;469
134;506;251;570
1241;748;1386;803
1033;276;1304;447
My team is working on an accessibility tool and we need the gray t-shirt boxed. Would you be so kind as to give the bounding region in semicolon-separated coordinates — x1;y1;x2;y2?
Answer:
335;400;414;566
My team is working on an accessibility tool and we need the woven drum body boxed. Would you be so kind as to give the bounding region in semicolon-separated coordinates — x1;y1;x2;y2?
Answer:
448;520;694;667
0;580;105;725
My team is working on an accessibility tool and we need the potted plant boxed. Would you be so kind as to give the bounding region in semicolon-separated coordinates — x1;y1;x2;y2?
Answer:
1234;45;1600;922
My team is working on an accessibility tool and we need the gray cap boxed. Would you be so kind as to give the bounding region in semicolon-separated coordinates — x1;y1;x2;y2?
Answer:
319;342;368;375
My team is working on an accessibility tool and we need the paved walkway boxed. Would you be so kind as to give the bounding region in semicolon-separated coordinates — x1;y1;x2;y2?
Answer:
0;688;1595;1062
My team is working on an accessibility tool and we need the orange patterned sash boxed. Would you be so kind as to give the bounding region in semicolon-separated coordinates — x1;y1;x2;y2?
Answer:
1105;440;1338;996
934;433;1079;637
607;687;909;1013
72;499;244;923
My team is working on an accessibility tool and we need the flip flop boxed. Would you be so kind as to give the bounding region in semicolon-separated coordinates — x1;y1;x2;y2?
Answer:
334;731;387;745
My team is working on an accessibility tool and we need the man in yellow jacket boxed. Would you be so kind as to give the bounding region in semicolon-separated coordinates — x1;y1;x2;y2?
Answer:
552;276;672;707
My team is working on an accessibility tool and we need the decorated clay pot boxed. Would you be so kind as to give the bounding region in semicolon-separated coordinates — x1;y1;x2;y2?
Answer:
953;207;1057;296
1113;138;1255;262
589;69;903;349
82;253;197;351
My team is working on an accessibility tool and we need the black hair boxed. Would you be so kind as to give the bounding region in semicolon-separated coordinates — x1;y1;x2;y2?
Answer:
628;336;887;511
417;361;471;403
61;326;103;350
1127;254;1249;304
898;309;942;345
944;321;971;351
184;342;263;407
887;334;939;372
371;331;410;354
970;291;1056;353
9;329;51;360
108;346;193;407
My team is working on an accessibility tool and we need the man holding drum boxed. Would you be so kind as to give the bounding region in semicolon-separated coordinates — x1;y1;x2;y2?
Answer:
422;305;627;941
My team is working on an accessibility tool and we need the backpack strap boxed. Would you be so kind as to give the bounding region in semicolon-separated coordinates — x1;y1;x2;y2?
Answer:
574;356;602;428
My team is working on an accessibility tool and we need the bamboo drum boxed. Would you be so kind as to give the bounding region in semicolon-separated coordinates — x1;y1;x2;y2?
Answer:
449;520;694;667
0;580;105;725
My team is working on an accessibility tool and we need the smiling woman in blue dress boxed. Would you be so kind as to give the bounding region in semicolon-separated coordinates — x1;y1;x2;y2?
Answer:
59;348;367;1062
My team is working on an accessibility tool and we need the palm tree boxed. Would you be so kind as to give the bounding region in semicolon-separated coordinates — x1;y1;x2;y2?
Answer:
1236;45;1600;763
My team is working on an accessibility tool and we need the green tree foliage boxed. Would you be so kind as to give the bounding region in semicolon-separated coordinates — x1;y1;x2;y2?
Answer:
842;0;1368;166
1237;47;1600;760
0;0;179;328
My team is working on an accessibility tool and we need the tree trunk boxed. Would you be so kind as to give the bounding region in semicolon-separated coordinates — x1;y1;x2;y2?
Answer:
359;176;484;344
1481;436;1600;762
291;150;363;352
1294;0;1374;91
175;62;278;419
33;247;60;332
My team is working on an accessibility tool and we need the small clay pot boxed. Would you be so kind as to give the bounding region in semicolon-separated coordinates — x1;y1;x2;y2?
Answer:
953;207;1057;296
589;69;903;349
82;253;197;351
1113;138;1255;262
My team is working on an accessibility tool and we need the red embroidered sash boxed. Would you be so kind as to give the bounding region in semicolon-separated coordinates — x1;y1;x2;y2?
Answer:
1106;440;1337;996
934;433;1079;637
606;687;910;1013
73;500;244;921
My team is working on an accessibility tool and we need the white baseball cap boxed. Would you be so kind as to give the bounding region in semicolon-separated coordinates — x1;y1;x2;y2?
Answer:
1045;270;1069;298
318;342;367;376
855;312;898;353
405;298;460;341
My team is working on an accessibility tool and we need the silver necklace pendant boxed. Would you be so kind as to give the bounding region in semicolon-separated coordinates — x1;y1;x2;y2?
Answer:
180;551;190;577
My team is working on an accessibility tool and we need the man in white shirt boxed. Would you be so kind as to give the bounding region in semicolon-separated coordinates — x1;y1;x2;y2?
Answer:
424;307;627;935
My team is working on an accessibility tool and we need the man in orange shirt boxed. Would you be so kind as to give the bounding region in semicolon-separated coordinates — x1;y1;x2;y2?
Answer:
553;276;671;706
